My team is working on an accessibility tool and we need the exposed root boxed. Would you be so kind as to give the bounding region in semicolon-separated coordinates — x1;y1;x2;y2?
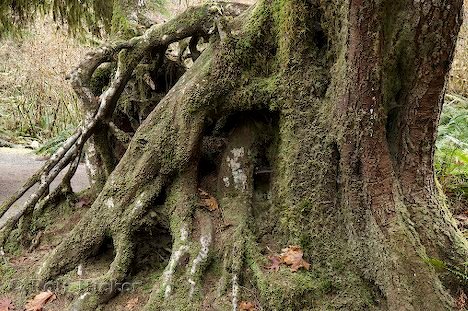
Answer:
1;146;84;246
0;219;15;247
108;122;132;146
67;235;135;311
231;273;240;311
2;0;461;309
0;1;248;249
144;122;258;310
0;130;81;220
162;224;190;298
19;149;83;244
187;213;213;299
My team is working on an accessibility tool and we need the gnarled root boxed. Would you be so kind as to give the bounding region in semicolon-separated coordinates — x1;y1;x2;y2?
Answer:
6;0;467;310
35;84;274;310
0;1;248;249
142;122;260;310
35;29;218;308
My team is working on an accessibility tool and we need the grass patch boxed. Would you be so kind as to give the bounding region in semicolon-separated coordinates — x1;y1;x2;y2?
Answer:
0;18;87;145
447;0;468;97
435;94;468;206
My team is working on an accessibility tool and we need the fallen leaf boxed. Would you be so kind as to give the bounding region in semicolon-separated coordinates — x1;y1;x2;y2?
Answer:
455;214;468;228
265;245;311;273
456;289;466;310
198;188;219;211
0;298;15;311
76;196;92;208
239;301;256;311
125;297;139;310
24;291;56;311
265;255;282;272
281;245;310;272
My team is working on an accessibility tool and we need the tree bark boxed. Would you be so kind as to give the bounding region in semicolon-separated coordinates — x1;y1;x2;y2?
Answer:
5;0;466;310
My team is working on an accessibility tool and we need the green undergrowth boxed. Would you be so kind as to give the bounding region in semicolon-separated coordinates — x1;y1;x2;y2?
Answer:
2;228;22;256
0;261;16;293
34;128;76;156
0;20;85;147
425;257;468;287
435;94;468;207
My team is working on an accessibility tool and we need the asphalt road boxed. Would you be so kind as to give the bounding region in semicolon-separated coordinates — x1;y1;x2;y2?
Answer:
0;147;89;227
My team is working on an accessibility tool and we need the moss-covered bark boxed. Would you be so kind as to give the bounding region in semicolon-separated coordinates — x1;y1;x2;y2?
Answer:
22;0;468;310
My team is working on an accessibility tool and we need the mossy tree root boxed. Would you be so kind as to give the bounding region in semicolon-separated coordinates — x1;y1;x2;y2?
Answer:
6;0;468;309
142;123;259;311
35;64;269;310
0;1;248;249
19;148;84;245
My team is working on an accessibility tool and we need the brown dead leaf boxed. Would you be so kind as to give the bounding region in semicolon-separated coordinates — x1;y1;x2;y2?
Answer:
265;255;282;272
198;188;219;211
0;298;15;311
239;301;256;311
125;297;139;310
265;245;311;273
456;289;467;310
24;291;56;311
10;256;29;265
75;196;92;209
455;214;468;229
280;245;310;272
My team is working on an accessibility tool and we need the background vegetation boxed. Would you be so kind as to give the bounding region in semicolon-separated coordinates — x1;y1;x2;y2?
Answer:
435;1;468;211
0;19;87;147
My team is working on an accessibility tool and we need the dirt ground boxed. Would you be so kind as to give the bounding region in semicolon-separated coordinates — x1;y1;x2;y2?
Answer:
0;147;89;227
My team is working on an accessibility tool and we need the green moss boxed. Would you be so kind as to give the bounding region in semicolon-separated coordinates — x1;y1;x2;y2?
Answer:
110;1;140;39
0;262;16;293
66;280;92;295
20;0;460;309
89;64;114;96
33;196;75;231
141;270;163;292
3;228;22;255
245;239;336;310
70;291;100;311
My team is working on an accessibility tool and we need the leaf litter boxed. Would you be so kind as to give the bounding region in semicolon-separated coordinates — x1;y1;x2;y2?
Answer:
266;245;310;272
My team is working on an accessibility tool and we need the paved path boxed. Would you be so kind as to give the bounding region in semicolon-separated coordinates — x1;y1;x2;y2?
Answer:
0;147;89;226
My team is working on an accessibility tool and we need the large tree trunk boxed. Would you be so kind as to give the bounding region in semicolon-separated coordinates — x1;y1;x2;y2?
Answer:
5;0;466;310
